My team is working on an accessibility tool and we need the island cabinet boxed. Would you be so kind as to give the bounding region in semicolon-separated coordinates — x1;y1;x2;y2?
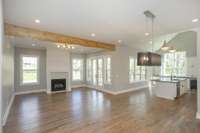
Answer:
152;78;188;100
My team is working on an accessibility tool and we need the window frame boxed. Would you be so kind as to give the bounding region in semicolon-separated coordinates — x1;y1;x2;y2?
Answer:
161;52;186;76
72;58;84;81
86;58;92;82
104;55;112;84
20;55;40;86
129;56;147;83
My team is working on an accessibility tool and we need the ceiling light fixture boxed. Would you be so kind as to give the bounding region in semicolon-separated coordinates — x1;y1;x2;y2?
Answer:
56;43;75;50
57;45;60;48
91;33;96;37
118;40;122;43
169;47;176;53
145;32;150;36
32;43;36;46
35;19;40;23
160;41;170;51
137;10;161;66
62;44;66;48
192;18;199;23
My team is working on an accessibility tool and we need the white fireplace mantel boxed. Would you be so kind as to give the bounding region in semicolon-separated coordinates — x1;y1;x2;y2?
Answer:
46;48;71;94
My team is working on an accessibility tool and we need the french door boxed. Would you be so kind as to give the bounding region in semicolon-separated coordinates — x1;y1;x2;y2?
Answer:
92;57;103;88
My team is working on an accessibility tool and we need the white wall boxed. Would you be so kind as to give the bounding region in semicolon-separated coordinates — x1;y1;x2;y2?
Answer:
46;48;70;93
2;37;14;126
187;57;198;77
0;0;3;131
197;27;200;119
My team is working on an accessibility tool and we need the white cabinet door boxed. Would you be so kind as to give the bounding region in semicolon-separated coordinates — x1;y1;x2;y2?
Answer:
179;80;187;96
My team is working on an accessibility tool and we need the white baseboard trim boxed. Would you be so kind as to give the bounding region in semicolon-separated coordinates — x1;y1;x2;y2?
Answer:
114;85;149;95
71;84;87;88
85;85;115;95
196;112;200;119
15;89;46;95
2;94;15;126
48;90;71;94
86;85;149;95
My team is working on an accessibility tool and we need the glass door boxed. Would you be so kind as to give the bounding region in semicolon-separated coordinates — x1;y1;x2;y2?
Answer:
92;59;97;86
97;58;103;87
91;57;104;88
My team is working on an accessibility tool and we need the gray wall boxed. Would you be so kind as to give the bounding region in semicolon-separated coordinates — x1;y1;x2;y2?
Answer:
70;53;86;87
2;37;14;124
14;47;46;93
86;46;149;92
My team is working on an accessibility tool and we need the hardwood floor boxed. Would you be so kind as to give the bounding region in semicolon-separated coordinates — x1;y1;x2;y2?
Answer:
4;88;200;133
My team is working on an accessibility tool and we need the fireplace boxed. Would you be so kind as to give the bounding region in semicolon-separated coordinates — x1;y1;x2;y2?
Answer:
51;79;66;92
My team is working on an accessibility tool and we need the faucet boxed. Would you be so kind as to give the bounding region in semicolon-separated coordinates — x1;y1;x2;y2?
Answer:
170;71;174;80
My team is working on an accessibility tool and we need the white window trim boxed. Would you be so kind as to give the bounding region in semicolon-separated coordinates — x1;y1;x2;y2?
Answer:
104;55;112;85
86;55;112;86
20;55;40;86
72;58;84;81
161;52;186;76
129;56;147;83
86;58;92;82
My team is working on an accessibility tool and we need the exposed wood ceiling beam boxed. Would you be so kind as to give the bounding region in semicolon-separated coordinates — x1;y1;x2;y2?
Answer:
5;23;116;51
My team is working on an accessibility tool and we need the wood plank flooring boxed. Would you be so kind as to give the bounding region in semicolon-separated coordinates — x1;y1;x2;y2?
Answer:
4;87;200;133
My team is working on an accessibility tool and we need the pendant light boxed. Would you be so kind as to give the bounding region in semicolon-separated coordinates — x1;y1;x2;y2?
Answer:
160;41;170;51
169;47;176;53
137;11;161;66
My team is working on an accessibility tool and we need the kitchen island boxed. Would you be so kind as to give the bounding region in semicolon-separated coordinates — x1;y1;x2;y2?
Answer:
152;77;188;100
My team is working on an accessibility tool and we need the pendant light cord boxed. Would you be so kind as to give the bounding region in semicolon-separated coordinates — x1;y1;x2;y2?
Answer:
151;17;154;52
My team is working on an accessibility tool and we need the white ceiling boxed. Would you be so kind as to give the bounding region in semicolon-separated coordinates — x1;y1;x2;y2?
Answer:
3;0;200;49
9;36;104;54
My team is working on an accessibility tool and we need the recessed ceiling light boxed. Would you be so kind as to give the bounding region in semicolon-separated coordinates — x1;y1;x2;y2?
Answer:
145;32;150;36
192;18;199;23
118;40;122;43
35;19;40;23
91;33;96;37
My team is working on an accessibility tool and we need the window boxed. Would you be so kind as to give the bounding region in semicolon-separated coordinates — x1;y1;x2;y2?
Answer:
21;56;39;84
86;56;112;85
104;56;111;84
92;59;97;85
97;58;103;86
161;52;186;76
129;57;146;83
86;59;92;82
72;59;83;81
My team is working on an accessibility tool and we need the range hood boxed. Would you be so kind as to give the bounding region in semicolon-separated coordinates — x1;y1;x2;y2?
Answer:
137;52;161;66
